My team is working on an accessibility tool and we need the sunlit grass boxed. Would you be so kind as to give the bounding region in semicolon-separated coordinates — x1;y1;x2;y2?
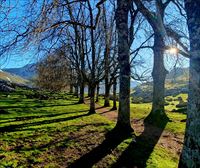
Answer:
98;95;186;134
0;91;186;167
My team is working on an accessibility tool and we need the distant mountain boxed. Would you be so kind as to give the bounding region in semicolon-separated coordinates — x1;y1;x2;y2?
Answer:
3;64;36;80
102;80;139;94
166;67;189;83
84;80;139;95
131;80;140;88
131;67;189;103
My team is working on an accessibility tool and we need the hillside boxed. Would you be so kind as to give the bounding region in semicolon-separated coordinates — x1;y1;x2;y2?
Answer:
3;64;36;80
166;67;189;82
0;70;29;85
0;70;32;92
131;67;189;103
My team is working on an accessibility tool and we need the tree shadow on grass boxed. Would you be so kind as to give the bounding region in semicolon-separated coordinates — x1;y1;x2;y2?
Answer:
0;110;88;124
68;127;133;168
111;117;168;168
68;114;168;168
0;102;79;109
13;123;110;153
99;110;115;115
0;110;90;133
95;106;105;110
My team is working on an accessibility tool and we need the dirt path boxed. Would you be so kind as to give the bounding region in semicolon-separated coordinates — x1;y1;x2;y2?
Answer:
86;100;184;157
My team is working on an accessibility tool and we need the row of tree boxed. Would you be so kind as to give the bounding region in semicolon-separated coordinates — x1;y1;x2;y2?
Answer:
0;0;199;166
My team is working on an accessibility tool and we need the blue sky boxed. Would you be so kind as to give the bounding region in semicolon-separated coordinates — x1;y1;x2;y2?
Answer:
0;51;36;69
0;0;189;71
0;1;43;69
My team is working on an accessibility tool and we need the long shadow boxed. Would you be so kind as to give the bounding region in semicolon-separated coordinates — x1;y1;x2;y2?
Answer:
13;123;109;152
99;110;115;115
0;110;87;124
0;111;90;133
95;106;105;110
0;102;79;109
111;118;168;168
68;128;133;168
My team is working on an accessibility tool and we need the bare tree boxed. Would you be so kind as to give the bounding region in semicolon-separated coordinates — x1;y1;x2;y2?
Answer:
133;0;177;124
64;0;106;113
36;49;70;91
102;3;116;107
115;0;133;133
111;77;117;110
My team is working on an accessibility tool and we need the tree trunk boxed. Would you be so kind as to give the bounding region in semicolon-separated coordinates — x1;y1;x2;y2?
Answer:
69;71;73;93
145;33;168;125
104;45;110;107
104;83;110;107
87;1;96;114
103;4;111;107
87;85;91;97
74;85;79;98
78;81;84;103
115;0;133;133
96;84;100;102
111;78;117;110
69;84;73;93
78;28;85;104
89;84;96;114
78;57;85;103
179;1;200;167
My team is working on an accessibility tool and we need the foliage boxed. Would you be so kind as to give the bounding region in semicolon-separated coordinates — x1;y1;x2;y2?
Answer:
36;50;71;91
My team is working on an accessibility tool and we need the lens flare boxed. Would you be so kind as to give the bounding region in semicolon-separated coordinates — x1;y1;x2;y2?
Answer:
167;47;178;54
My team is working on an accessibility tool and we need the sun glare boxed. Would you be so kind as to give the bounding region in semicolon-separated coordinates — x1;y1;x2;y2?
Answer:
167;47;178;55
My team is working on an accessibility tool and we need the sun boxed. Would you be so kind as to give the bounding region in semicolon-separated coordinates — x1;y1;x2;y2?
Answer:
166;47;179;55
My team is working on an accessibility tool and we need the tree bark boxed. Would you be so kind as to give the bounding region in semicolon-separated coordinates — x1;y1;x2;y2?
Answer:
96;83;100;102
69;70;74;93
89;84;96;114
78;56;85;103
103;4;111;107
115;0;133;133
74;84;79;98
78;27;86;104
104;82;110;107
111;78;117;110
87;1;96;114
78;81;84;103
69;84;73;93
87;85;91;97
145;33;169;124
179;1;200;167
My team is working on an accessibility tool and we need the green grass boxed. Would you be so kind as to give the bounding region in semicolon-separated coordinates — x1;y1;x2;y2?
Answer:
146;145;179;168
98;95;186;134
0;91;186;167
91;96;186;167
0;91;114;167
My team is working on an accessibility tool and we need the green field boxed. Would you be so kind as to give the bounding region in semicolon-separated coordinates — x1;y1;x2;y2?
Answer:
0;90;186;167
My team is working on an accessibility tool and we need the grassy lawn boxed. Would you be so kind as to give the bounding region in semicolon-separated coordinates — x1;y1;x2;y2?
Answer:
0;90;186;167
